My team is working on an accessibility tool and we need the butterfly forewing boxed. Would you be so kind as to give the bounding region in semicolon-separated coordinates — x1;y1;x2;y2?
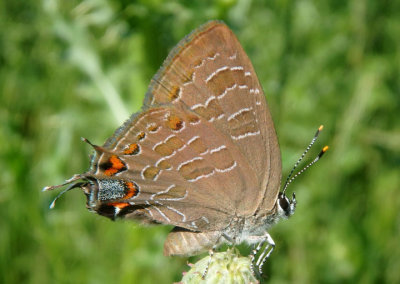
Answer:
145;21;282;213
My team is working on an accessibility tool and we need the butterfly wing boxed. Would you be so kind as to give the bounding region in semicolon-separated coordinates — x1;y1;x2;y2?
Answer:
85;106;258;231
85;21;282;233
145;21;282;214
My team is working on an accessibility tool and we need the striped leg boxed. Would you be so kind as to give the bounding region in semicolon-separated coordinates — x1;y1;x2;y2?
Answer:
250;232;276;276
202;247;216;279
202;233;234;279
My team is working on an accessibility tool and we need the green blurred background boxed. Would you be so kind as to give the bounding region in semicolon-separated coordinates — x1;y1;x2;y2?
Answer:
1;0;399;283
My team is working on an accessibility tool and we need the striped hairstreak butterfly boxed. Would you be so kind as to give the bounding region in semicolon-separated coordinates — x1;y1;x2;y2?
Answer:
44;20;328;276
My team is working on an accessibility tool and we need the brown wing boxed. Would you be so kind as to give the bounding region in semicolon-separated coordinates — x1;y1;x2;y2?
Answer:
86;106;258;231
144;21;282;214
86;21;281;231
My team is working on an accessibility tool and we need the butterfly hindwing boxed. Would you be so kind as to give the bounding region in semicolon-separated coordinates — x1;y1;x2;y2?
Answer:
85;106;258;231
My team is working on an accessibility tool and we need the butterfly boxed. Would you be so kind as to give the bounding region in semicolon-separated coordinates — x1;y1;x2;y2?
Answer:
44;20;327;275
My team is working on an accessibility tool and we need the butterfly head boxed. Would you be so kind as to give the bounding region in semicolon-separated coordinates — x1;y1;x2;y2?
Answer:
277;192;296;218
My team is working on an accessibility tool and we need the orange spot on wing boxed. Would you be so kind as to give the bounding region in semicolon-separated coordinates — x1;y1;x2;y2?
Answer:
168;115;184;131
124;143;140;155
111;155;125;169
104;168;118;176
103;155;127;176
148;123;159;132
109;202;130;209
137;132;146;141
124;182;139;199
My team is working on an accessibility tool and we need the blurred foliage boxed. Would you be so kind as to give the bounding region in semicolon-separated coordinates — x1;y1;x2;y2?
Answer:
1;0;399;283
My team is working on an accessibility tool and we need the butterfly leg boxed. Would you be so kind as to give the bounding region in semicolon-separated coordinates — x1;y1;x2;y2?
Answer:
202;246;216;279
250;241;264;276
256;233;275;274
202;233;234;279
250;232;275;276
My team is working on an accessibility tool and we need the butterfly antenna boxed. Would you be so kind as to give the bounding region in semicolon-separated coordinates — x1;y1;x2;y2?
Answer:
282;146;329;194
282;125;324;195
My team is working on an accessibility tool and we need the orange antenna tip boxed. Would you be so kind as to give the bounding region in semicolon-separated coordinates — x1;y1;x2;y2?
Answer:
283;125;327;194
317;146;329;159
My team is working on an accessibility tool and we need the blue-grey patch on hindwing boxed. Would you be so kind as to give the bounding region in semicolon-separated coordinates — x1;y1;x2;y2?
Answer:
97;179;139;201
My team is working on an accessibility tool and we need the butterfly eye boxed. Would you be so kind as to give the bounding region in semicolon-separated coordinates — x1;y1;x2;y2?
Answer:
278;193;290;214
